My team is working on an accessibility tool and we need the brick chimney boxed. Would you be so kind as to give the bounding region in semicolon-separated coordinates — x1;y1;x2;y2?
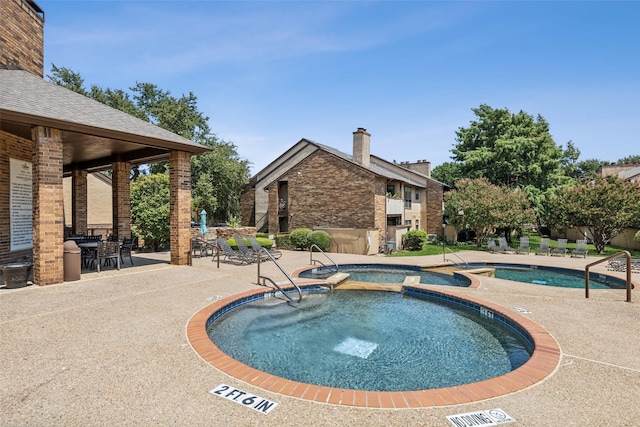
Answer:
0;0;45;77
352;128;371;168
400;159;431;178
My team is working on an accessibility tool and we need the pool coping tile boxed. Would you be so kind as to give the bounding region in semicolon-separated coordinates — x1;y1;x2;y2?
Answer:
187;284;561;409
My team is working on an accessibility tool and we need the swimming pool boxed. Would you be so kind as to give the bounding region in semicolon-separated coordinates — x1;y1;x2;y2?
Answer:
188;284;560;408
207;289;532;391
297;263;629;290
297;264;470;287
464;262;630;290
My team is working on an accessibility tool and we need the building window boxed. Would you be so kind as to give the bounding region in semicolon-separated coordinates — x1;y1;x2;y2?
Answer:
415;190;420;201
404;187;412;208
415;220;419;230
404;220;412;227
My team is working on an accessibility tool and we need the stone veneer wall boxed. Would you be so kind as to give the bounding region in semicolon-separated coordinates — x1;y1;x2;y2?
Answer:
267;150;381;235
111;161;131;240
0;0;44;77
239;186;256;227
0;130;33;265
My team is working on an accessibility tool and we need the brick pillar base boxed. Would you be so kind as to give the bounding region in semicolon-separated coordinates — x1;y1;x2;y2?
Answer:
170;150;191;265
32;126;64;286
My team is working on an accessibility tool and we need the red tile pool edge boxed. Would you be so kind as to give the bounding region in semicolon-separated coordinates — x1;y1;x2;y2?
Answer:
186;284;560;408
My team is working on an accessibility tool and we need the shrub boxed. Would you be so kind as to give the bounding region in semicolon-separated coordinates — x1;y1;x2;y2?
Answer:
289;228;313;250
404;230;428;251
309;230;331;251
275;234;292;249
255;237;275;249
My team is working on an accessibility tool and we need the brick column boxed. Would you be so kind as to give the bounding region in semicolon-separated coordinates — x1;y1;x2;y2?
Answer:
112;161;131;240
169;150;191;265
32;126;64;286
71;169;88;235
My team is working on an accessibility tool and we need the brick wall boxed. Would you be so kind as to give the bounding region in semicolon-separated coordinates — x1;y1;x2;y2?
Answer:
111;161;131;240
0;0;44;77
239;185;255;227
0;129;33;265
32;126;64;285
71;169;88;235
169;150;192;265
268;151;381;234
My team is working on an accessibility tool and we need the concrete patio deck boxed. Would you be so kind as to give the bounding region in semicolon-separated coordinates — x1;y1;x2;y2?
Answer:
1;249;638;426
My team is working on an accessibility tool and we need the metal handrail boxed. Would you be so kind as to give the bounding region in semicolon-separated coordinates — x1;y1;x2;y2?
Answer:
257;247;302;303
309;244;339;272
445;248;468;269
585;251;632;302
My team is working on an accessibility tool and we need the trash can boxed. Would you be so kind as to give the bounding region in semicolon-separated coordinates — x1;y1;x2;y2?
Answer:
63;240;81;281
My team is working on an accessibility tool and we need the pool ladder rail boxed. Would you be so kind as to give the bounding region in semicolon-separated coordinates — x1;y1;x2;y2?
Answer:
256;247;302;304
444;248;469;269
309;244;339;273
585;250;634;303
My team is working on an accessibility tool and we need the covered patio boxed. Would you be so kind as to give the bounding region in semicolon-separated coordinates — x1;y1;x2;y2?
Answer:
0;68;209;285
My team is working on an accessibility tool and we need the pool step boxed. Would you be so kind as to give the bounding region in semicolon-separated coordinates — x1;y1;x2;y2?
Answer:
326;272;350;286
462;268;495;277
334;281;403;292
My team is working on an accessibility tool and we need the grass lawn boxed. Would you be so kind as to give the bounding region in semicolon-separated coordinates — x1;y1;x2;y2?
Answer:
390;234;640;258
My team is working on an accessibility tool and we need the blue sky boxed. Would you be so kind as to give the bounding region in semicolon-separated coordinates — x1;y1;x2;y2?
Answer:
39;0;639;175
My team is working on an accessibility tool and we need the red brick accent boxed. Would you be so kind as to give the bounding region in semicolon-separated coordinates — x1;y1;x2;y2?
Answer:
32;126;64;286
169;150;192;265
72;169;88;235
0;0;44;77
425;179;444;234
112;161;131;240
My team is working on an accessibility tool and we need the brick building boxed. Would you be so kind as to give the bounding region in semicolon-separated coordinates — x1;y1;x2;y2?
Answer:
0;0;209;285
240;128;447;252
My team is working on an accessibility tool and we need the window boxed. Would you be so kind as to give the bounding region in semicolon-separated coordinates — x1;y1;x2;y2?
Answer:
415;189;420;201
404;187;412;208
405;220;412;227
415;220;419;230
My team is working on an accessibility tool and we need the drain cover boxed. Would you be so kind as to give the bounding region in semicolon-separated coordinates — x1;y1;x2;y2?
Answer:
333;337;378;359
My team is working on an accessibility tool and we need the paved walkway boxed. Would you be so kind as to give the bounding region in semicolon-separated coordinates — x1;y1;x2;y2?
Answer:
1;250;638;426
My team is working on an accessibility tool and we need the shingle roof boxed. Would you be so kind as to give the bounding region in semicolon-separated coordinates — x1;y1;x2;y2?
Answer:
0;69;208;153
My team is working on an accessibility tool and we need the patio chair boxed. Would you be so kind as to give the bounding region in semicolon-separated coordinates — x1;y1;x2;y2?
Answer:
514;237;530;254
246;235;282;260
233;235;262;262
120;237;135;265
571;239;588;258
497;236;513;253
95;241;120;272
550;238;568;256
216;238;253;265
535;238;550;255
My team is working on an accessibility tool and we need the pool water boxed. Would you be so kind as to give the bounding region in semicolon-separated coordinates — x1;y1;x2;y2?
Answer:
298;265;469;287
471;264;627;290
207;290;533;391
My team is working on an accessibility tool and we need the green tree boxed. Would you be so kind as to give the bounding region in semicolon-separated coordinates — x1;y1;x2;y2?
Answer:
618;155;640;164
574;159;604;181
452;104;572;222
47;65;250;223
430;161;462;187
444;178;535;246
130;174;170;251
544;176;640;253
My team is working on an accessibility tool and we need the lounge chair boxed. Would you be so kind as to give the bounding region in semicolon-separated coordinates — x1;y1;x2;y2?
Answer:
550;238;568;256
233;235;264;262
535;237;550;255
487;238;498;253
246;235;282;260
571;239;588;258
497;237;513;253
216;238;253;265
514;237;530;254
